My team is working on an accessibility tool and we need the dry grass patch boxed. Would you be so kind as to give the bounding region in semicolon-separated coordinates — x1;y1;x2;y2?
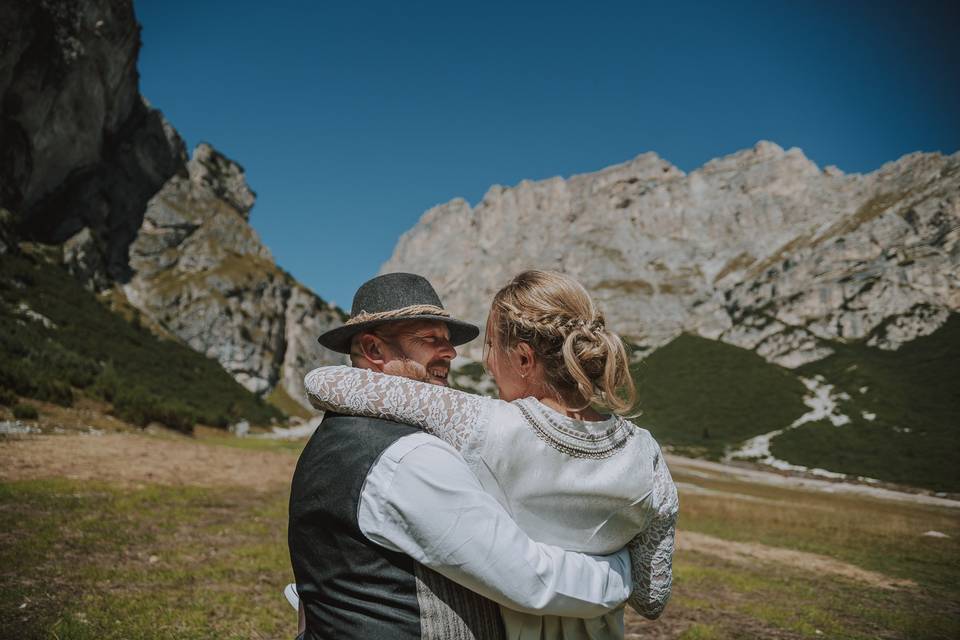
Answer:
0;432;299;489
0;478;297;640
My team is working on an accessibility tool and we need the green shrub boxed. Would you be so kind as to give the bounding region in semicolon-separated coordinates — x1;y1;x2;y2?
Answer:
0;358;74;406
12;402;39;420
0;387;15;406
91;362;121;402
112;386;196;434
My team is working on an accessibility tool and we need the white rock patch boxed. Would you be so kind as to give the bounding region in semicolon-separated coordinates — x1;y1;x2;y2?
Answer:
725;376;864;480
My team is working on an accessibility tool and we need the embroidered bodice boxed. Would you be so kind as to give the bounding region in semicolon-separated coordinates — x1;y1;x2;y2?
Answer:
305;366;679;622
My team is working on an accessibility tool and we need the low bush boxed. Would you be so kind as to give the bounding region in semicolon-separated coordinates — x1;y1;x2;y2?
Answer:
12;402;39;420
0;355;75;407
0;387;15;406
112;387;196;434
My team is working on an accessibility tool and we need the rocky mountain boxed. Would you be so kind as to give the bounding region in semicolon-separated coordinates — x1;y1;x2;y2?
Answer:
0;0;344;411
382;142;960;367
385;144;959;490
1;0;187;286
123;143;345;406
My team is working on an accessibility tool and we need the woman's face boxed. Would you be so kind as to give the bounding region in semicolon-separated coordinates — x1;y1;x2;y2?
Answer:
483;313;529;401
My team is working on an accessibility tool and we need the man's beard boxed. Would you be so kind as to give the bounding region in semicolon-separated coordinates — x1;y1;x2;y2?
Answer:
381;350;449;387
422;359;450;386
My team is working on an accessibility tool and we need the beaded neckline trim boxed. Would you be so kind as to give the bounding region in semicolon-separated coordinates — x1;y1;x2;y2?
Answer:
515;398;632;460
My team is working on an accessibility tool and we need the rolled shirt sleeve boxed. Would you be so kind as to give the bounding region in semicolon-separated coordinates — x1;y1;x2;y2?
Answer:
358;432;632;618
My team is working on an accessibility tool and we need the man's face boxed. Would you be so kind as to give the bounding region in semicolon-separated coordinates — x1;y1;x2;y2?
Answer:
377;320;456;386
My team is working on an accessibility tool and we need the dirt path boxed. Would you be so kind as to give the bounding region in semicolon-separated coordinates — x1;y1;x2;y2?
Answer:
678;530;916;590
667;454;960;509
0;432;297;490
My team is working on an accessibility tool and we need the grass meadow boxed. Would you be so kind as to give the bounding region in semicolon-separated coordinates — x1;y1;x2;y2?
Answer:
2;429;957;640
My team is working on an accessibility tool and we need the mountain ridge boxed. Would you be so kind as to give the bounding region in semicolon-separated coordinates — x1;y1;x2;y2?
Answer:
385;143;958;488
382;141;959;368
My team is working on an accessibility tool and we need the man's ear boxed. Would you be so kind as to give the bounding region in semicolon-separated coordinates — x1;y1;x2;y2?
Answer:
357;333;388;366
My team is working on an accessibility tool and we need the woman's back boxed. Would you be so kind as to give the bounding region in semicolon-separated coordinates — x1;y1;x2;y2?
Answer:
471;398;660;554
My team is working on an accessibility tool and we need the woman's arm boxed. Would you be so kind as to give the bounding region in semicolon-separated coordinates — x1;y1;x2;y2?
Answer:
625;447;679;619
304;365;495;452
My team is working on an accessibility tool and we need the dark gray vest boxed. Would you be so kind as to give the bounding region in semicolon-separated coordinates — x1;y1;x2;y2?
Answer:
288;413;504;640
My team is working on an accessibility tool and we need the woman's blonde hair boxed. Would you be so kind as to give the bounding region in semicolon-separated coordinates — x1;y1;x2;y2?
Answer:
488;270;636;414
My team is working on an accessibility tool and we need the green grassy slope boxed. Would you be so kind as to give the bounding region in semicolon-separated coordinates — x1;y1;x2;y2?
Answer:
630;316;959;492
0;248;283;431
770;313;960;492
631;333;808;458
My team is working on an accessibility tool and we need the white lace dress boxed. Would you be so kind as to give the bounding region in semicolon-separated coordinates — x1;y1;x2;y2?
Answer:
305;366;679;640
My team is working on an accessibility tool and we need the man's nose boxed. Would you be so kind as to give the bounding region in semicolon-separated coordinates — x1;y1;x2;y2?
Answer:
437;339;455;360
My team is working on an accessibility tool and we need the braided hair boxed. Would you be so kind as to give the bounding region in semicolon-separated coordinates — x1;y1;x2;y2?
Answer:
489;270;636;414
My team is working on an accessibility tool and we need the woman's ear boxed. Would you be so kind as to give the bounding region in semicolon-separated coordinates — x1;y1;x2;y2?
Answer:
514;342;536;378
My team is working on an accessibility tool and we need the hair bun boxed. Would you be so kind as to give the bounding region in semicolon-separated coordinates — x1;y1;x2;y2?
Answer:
490;270;636;414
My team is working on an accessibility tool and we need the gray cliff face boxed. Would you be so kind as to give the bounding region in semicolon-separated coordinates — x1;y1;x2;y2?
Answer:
124;144;345;405
0;1;344;410
382;142;960;365
0;0;187;284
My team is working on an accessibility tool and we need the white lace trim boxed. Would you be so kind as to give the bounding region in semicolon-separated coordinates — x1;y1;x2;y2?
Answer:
305;366;490;452
625;447;679;619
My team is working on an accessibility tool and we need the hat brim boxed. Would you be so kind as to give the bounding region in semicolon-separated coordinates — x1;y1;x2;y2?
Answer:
317;315;480;354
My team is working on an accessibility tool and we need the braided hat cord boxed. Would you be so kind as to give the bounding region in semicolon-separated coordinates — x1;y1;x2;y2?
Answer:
345;304;450;326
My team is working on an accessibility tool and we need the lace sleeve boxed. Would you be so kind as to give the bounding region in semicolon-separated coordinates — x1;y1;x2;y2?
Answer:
625;446;679;620
304;366;493;452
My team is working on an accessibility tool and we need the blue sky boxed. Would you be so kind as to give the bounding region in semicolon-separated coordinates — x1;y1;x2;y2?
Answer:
136;0;959;309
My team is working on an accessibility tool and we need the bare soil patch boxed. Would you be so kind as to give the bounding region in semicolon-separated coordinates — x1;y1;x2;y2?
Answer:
667;454;960;508
678;530;916;590
0;432;297;490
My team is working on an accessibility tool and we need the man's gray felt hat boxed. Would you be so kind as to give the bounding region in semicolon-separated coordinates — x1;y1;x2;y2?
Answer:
317;273;480;354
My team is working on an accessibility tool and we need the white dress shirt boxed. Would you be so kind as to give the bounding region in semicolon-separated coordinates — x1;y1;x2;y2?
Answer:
357;431;633;618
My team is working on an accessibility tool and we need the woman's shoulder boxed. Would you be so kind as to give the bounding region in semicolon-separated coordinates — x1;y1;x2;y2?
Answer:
620;417;667;457
488;397;530;427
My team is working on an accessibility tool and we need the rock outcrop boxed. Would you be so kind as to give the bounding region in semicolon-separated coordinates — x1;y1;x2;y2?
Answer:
124;144;345;404
0;0;187;285
382;142;960;366
0;0;345;409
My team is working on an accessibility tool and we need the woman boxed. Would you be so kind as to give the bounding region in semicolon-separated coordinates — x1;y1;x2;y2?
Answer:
305;270;678;639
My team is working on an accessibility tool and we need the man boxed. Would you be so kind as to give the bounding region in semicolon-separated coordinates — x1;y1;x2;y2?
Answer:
288;273;632;639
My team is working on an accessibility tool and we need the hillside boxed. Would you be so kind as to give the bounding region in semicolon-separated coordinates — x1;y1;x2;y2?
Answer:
0;244;281;432
631;333;808;459
772;313;960;491
625;315;960;492
121;143;346;407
